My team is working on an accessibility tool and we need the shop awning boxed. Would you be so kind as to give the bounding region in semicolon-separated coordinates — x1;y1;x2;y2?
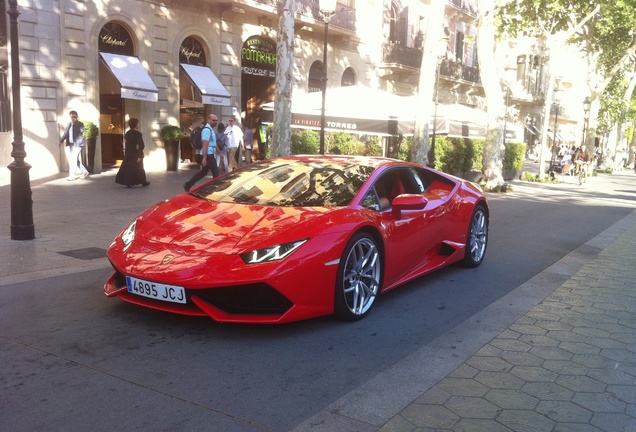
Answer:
262;87;489;139
180;64;231;106
99;53;159;102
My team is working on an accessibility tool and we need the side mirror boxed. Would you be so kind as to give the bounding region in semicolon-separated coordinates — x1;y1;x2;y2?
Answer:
391;194;428;219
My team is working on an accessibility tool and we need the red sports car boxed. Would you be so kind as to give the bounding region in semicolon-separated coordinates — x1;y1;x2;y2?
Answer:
104;155;488;324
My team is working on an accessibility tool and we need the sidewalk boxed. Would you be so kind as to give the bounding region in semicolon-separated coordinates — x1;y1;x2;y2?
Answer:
0;163;200;285
379;213;636;431
2;162;636;432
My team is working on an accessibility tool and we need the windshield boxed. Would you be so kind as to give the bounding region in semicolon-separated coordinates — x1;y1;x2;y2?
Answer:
192;158;375;207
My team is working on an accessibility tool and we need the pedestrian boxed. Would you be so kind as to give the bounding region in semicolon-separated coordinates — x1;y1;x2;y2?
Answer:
216;122;229;174
243;125;254;164
115;118;150;188
225;117;243;170
59;110;89;181
190;120;205;166
183;114;219;192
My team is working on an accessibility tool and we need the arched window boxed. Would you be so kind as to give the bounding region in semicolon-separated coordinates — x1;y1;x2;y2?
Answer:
389;1;407;45
308;61;324;93
341;68;356;86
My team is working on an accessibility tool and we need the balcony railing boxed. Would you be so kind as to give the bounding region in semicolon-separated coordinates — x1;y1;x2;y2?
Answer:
448;0;478;16
439;58;481;84
253;0;356;32
382;42;423;69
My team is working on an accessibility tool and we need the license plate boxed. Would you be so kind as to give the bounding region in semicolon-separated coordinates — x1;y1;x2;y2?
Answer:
126;276;186;304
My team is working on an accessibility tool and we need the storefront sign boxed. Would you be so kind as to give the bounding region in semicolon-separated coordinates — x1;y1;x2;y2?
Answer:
122;88;159;102
202;95;231;106
241;36;276;76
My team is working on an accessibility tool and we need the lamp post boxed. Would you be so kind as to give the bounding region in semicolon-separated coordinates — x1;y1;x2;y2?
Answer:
7;0;35;240
319;0;337;155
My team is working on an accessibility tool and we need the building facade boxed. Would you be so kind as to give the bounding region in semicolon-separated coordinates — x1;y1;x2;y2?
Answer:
7;0;571;181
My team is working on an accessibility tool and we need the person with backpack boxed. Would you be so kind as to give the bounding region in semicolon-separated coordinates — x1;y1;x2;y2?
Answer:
190;120;205;165
183;114;219;192
215;122;229;174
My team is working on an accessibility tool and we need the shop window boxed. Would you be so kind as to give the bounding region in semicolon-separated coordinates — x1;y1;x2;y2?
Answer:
341;67;356;86
308;61;323;93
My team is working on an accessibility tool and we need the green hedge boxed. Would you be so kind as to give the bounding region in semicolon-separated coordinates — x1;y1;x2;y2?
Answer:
290;130;382;156
433;137;484;173
504;142;526;170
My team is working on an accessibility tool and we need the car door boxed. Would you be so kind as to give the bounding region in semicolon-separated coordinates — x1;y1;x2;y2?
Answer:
379;167;449;285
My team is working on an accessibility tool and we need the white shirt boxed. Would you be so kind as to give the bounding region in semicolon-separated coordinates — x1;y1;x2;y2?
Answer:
225;124;243;149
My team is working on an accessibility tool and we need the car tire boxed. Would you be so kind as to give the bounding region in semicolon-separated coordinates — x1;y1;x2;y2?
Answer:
461;204;488;268
334;232;382;321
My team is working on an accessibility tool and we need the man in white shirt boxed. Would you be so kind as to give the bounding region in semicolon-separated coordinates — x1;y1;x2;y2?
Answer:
225;117;244;170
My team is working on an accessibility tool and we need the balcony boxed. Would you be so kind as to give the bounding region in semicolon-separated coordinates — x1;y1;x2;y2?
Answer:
381;42;423;71
253;0;356;32
439;58;481;84
448;0;478;17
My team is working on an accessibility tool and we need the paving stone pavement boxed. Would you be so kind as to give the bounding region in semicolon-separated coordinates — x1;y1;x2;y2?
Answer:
378;218;636;431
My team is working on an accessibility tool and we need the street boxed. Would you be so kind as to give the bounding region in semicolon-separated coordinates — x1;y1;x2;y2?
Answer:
1;165;635;431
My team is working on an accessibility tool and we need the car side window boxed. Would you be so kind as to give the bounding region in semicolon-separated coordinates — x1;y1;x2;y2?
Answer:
361;188;382;211
405;168;426;193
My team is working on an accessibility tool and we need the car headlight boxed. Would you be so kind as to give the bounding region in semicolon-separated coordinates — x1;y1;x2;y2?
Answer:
240;239;308;264
121;220;136;249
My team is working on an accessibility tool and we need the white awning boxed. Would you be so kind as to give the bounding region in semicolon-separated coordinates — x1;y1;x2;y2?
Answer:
180;64;231;106
99;53;159;102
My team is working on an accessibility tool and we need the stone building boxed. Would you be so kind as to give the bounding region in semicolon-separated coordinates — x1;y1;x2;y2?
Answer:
3;0;564;181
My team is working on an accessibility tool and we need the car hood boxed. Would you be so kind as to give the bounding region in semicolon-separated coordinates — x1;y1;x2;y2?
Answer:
133;194;340;256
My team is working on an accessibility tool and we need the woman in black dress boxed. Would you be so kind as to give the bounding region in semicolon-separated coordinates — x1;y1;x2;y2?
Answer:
115;118;150;188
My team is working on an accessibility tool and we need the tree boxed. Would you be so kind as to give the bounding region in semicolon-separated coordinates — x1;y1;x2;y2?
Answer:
271;0;295;157
410;0;446;166
477;0;506;188
498;0;634;177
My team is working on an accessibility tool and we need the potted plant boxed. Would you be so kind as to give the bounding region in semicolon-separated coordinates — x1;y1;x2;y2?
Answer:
160;125;184;171
504;142;526;180
82;120;99;174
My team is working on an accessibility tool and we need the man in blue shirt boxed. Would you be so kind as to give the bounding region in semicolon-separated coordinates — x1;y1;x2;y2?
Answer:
183;114;220;191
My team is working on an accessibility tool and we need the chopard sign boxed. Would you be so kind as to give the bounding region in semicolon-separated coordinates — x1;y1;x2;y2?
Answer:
100;34;128;47
181;46;202;62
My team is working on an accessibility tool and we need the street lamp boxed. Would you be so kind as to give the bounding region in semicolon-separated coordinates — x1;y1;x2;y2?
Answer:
7;0;35;240
319;0;337;155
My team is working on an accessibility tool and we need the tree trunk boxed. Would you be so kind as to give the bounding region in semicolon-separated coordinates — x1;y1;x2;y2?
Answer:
271;0;295;157
410;0;445;165
477;0;504;188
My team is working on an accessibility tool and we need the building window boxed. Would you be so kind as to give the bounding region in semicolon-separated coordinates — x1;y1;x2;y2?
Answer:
341;67;356;86
389;1;407;45
455;32;465;63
